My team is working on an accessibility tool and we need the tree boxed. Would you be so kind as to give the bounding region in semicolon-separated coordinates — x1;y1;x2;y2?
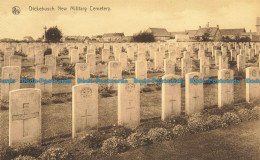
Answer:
45;26;63;43
201;29;210;41
132;31;155;42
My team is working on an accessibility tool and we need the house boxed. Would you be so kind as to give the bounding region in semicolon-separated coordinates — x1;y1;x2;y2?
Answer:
146;28;170;41
194;25;222;41
62;36;88;43
23;36;34;42
220;28;246;39
185;30;198;39
102;33;125;42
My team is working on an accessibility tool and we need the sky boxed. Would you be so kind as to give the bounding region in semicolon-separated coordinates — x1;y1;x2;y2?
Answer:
0;0;259;40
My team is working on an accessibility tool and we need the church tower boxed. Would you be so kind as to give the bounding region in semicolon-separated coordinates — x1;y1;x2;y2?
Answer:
256;17;260;35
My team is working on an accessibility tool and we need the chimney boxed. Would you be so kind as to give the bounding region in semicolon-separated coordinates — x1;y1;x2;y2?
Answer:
199;26;201;29
217;25;219;29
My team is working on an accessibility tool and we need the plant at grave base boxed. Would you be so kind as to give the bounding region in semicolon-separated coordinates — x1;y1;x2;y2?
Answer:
44;48;52;56
250;106;260;120
237;108;251;122
41;97;52;105
0;100;9;110
172;124;189;136
168;115;188;125
237;70;245;80
122;70;131;75
127;132;152;148
60;48;69;56
111;126;133;139
90;73;99;78
204;115;227;130
13;155;37;160
101;137;129;156
146;128;172;142
222;112;241;125
81;131;105;149
187;113;208;133
63;63;75;75
40;147;70;160
52;96;66;104
100;92;112;98
142;87;153;92
14;51;27;57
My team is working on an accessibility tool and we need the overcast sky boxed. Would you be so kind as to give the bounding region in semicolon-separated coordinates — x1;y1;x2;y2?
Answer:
0;0;259;39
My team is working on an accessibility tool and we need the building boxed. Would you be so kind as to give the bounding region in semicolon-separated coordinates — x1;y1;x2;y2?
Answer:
102;33;125;42
146;28;170;41
220;28;246;39
194;25;222;41
62;36;89;43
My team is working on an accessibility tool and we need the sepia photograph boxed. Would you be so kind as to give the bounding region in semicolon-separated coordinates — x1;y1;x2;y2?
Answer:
0;0;260;159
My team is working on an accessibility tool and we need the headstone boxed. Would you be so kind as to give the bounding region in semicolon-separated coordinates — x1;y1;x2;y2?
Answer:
218;69;234;108
246;67;260;102
1;66;20;101
9;89;41;147
4;51;14;66
154;52;164;70
181;58;192;77
75;63;90;85
164;59;175;75
35;50;44;65
102;49;110;62
35;65;52;97
185;72;204;115
200;57;210;78
118;79;140;128
119;53;128;70
219;55;229;70
108;61;122;90
135;60;147;80
72;84;98;138
45;55;56;75
237;54;245;72
9;55;22;68
161;74;181;120
86;54;96;74
71;48;79;64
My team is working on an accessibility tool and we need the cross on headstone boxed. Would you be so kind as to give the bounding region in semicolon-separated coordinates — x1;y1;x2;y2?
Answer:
80;109;93;128
12;103;39;137
169;97;176;111
127;99;135;120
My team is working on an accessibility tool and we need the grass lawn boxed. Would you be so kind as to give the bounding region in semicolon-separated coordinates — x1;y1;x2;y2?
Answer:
103;120;260;160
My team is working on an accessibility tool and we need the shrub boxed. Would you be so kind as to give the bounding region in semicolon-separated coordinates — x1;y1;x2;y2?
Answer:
205;115;227;129
0;146;42;160
172;125;189;136
237;108;251;122
187;113;207;133
222;112;241;125
142;87;153;92
127;132;152;148
250;106;260;120
100;92;112;98
14;51;27;57
111;126;133;139
81;131;105;149
147;128;172;142
13;155;36;160
101;137;128;156
40;147;70;160
122;70;131;75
